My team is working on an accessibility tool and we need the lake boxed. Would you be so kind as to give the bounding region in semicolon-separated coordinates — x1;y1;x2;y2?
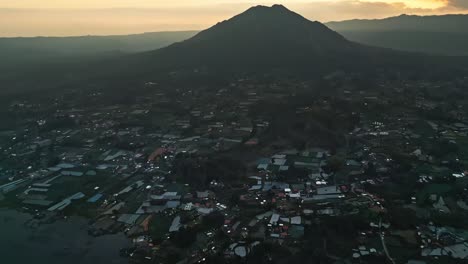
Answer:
0;209;130;264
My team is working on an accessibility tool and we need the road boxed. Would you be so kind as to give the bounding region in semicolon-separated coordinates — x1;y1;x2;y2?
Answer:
379;218;396;264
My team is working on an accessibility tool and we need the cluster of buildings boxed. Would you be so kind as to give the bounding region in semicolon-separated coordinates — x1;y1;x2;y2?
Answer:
1;77;468;263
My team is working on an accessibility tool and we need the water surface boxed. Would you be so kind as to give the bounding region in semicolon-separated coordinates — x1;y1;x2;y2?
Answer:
0;209;130;264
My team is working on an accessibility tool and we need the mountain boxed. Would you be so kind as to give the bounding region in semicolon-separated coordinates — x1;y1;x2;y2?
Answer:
118;5;396;76
159;4;357;64
2;5;467;96
2;5;372;94
108;4;465;81
326;14;468;55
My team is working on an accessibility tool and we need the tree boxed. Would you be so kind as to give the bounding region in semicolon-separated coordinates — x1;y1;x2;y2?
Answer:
172;227;197;248
324;156;344;173
202;211;225;229
365;162;377;177
386;207;421;229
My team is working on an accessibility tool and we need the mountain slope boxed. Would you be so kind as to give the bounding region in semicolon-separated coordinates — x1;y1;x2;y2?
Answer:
0;31;197;71
0;31;196;95
326;14;468;55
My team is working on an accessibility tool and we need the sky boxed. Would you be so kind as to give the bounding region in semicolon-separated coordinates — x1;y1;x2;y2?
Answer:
0;0;467;37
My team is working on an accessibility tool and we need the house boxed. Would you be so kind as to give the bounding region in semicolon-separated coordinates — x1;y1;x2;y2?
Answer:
61;170;83;177
269;213;280;225
48;192;85;211
433;196;451;213
289;225;305;239
257;158;270;170
165;201;181;208
151;192;181;202
302;185;344;202
288;192;301;199
197;207;214;215
317;186;342;195
135;201;165;214
196;191;210;199
422;242;468;259
169;216;182;232
87;193;103;203
117;214;140;225
407;261;427;264
272;158;287;166
346;160;361;167
290;216;302;225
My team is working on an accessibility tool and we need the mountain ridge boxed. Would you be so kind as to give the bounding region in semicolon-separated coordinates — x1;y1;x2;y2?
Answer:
326;13;468;55
327;13;468;32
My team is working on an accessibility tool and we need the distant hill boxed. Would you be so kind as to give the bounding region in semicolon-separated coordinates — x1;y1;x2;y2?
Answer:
326;14;468;55
0;31;196;95
0;31;197;70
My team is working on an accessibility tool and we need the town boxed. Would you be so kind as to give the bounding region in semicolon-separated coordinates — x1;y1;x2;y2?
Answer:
1;73;468;264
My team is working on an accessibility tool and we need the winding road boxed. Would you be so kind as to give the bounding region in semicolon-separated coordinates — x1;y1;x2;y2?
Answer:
380;217;396;264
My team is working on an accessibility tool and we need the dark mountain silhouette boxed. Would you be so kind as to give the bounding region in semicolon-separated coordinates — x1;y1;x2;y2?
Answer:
327;14;468;55
124;5;376;73
155;5;357;64
117;4;461;77
1;5;467;96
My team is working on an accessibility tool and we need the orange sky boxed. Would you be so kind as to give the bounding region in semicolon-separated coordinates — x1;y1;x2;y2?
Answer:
0;0;467;37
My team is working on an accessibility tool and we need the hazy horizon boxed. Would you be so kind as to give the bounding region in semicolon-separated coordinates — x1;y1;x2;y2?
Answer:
1;0;468;37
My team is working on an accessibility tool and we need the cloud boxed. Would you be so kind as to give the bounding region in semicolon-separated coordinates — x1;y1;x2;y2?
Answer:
290;0;455;22
1;0;467;36
447;0;468;9
0;6;249;37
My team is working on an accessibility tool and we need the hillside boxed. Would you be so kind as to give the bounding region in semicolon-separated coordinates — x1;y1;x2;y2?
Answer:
327;14;468;55
0;31;197;70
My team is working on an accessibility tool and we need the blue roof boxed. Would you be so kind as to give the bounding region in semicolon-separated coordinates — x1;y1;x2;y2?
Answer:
87;193;103;203
257;158;271;165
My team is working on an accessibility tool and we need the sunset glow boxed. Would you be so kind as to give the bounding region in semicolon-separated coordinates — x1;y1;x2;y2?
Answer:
0;0;466;36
